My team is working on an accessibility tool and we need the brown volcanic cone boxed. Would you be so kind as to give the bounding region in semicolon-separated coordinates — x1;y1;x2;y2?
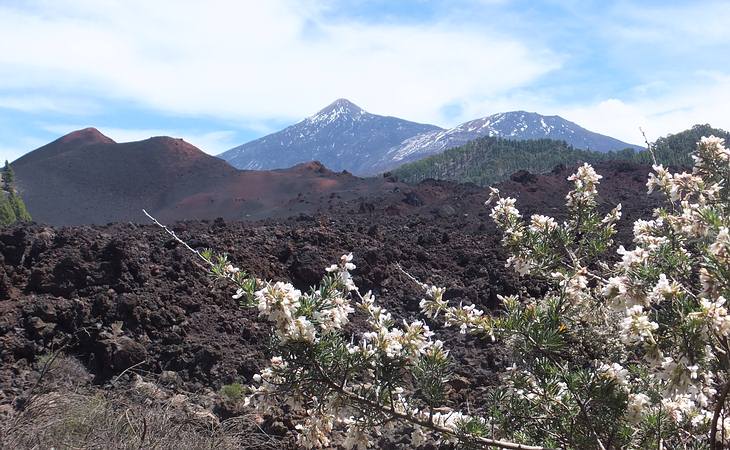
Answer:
13;130;401;225
14;127;116;166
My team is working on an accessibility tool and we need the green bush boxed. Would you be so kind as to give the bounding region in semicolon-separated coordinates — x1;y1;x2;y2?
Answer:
220;382;245;401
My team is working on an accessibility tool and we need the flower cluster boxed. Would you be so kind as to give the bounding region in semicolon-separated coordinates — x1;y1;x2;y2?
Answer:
165;135;730;448
410;135;730;449
474;135;730;448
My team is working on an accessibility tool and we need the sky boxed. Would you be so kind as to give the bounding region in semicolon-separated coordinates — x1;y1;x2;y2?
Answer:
0;0;728;162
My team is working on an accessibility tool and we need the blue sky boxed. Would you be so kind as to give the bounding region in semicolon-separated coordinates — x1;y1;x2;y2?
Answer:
1;0;728;161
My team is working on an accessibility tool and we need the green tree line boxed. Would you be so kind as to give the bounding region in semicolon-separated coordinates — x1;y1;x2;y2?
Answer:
392;124;729;186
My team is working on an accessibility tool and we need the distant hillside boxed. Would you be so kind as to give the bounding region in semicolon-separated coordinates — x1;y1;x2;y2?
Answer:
642;124;730;167
373;111;644;173
391;137;626;186
12;128;406;225
221;104;643;175
219;99;442;175
391;125;729;186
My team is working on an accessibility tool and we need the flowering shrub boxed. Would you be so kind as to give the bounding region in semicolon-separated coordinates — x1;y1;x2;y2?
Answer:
150;136;730;449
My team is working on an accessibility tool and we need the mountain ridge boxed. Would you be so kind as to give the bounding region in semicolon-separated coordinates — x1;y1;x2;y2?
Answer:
372;111;644;173
221;102;643;175
218;99;443;175
12;128;405;225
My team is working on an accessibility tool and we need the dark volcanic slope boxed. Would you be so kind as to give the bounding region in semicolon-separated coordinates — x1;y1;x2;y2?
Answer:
0;160;660;446
12;129;404;226
13;127;116;166
0;159;659;384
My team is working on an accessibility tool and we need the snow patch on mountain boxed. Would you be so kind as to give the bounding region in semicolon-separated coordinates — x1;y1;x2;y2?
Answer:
371;111;643;173
218;99;442;175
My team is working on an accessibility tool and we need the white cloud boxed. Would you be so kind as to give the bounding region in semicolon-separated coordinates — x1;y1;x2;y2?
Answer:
557;72;730;145
0;0;559;126
608;1;730;47
1;0;726;157
0;95;99;115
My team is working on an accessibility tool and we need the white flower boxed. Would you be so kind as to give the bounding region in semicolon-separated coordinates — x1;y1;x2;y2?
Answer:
490;197;521;224
603;276;628;300
312;289;354;332
620;305;658;344
617;246;649;270
420;285;448;318
598;362;629;388
256;282;302;325
287;316;317;343
566;163;602;207
224;264;240;274
690;296;730;336
709;227;730;261
342;426;370;450
647;164;672;195
602;203;622;224
567;163;603;187
649;274;682;303
295;412;334;449
485;186;500;206
627;393;651;423
506;255;532;277
529;214;558;232
661;394;697;423
552;268;588;305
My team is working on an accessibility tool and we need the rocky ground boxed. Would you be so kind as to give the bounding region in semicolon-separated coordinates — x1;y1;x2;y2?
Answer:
0;161;662;448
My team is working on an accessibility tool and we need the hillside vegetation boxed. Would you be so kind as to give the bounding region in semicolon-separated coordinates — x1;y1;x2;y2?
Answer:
1;161;31;226
392;124;729;186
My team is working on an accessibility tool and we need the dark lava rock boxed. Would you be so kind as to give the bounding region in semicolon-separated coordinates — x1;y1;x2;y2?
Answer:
0;161;660;413
510;170;537;184
403;191;424;206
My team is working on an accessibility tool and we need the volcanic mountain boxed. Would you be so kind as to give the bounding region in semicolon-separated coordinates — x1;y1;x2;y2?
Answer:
372;111;644;173
222;104;643;176
12;128;402;226
218;99;443;175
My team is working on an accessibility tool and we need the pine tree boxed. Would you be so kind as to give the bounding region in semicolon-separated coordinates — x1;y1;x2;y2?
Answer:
0;195;17;226
3;160;14;184
0;161;31;225
9;194;31;222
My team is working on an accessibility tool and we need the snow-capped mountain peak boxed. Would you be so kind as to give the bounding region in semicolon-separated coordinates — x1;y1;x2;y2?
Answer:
220;105;642;175
306;98;366;125
219;99;442;174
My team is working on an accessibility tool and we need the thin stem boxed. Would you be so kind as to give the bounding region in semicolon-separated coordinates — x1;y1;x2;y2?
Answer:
320;373;557;450
710;380;730;450
143;210;213;267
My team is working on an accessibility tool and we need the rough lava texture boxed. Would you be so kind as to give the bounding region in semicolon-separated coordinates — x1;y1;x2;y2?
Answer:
0;161;660;445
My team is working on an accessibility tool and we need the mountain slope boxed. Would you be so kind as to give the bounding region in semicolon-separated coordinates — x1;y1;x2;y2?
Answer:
13;130;238;224
391;124;729;187
12;129;405;225
392;137;631;186
375;111;643;173
13;127;116;166
219;99;442;175
648;124;730;167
